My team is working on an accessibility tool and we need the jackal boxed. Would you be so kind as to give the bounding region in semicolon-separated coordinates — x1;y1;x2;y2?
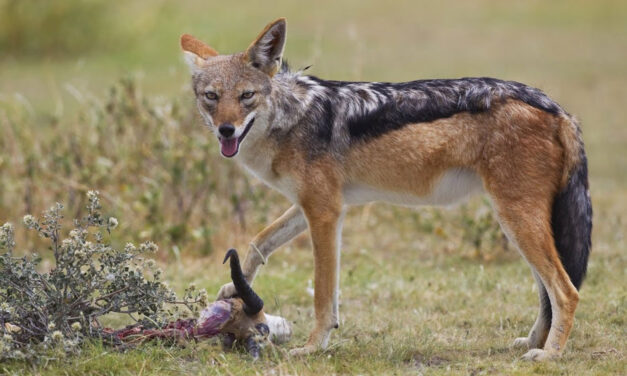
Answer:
180;18;591;360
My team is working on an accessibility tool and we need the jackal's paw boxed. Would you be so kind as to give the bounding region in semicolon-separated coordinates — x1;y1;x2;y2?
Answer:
512;337;531;349
521;349;556;361
513;336;545;350
289;344;319;357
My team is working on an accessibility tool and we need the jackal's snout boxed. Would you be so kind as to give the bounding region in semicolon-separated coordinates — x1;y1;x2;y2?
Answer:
218;123;235;138
215;116;255;158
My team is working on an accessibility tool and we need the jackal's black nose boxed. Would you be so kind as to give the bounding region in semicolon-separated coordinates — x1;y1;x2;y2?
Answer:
218;124;235;138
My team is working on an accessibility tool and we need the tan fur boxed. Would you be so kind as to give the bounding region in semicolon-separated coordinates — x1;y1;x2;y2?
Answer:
189;52;273;140
225;100;583;357
297;157;344;350
298;100;580;355
345;100;579;356
220;299;266;340
180;34;218;59
473;101;580;358
188;20;586;359
345;111;485;195
239;205;307;283
513;271;552;349
246;18;286;55
211;96;246;126
490;198;578;357
245;18;286;76
556;114;583;188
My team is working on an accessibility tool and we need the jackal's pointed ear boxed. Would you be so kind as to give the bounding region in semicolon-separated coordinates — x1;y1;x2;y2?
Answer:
246;18;286;76
180;34;219;71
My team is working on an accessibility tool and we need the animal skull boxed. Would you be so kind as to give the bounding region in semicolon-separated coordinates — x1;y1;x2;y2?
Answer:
110;249;291;359
204;249;292;358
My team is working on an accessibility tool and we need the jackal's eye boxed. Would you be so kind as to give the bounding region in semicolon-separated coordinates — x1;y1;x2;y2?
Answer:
241;91;255;100
205;91;218;101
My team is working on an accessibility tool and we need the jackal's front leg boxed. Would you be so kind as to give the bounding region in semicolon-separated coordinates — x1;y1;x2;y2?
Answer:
290;190;344;356
217;205;307;300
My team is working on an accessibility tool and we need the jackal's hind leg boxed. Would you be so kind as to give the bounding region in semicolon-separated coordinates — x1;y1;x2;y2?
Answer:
513;271;552;349
493;199;579;361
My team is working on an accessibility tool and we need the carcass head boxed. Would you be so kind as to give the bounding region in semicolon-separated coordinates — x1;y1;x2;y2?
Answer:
196;249;291;358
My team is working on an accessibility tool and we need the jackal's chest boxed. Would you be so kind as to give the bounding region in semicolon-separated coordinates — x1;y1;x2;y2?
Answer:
238;153;299;203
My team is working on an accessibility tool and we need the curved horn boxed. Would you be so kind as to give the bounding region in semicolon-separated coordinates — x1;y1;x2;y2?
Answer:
223;249;264;315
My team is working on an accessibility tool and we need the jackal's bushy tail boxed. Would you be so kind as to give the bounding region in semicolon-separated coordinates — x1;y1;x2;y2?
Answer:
551;116;592;289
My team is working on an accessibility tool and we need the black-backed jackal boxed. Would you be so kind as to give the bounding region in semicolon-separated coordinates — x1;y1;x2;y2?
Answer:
180;18;592;360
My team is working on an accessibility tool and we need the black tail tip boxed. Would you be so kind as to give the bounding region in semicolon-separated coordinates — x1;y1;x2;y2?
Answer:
223;248;238;264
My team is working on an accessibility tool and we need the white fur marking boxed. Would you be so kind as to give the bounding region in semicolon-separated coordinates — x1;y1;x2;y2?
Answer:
343;168;483;207
333;208;346;326
234;111;257;138
182;51;204;71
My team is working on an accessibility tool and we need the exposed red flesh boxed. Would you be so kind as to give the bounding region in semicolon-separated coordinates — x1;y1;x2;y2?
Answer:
105;300;232;344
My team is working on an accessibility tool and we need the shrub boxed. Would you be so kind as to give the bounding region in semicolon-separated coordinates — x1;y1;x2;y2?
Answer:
0;77;279;257
0;76;508;261
0;192;206;361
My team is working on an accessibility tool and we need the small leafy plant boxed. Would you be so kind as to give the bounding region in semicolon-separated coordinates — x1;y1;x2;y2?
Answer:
0;191;207;361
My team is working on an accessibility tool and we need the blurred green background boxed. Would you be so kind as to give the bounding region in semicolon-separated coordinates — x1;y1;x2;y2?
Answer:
1;0;626;253
0;1;625;374
0;0;625;256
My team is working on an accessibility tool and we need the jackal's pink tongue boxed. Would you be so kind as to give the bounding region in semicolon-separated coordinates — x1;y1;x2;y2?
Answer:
220;138;239;157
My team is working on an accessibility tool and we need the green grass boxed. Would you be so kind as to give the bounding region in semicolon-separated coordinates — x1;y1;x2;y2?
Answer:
1;236;624;375
1;0;626;374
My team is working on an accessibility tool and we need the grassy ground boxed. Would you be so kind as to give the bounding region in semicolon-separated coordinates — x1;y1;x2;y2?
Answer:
1;0;626;374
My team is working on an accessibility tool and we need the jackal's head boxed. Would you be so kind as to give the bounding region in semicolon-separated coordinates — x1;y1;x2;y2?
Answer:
180;18;286;158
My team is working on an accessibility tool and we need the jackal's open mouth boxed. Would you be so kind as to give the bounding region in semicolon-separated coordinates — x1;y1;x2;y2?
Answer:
219;117;255;158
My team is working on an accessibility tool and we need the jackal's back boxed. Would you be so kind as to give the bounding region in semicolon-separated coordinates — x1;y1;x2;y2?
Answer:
281;71;566;149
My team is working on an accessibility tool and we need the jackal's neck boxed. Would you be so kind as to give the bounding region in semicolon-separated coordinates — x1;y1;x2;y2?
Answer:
269;71;320;132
